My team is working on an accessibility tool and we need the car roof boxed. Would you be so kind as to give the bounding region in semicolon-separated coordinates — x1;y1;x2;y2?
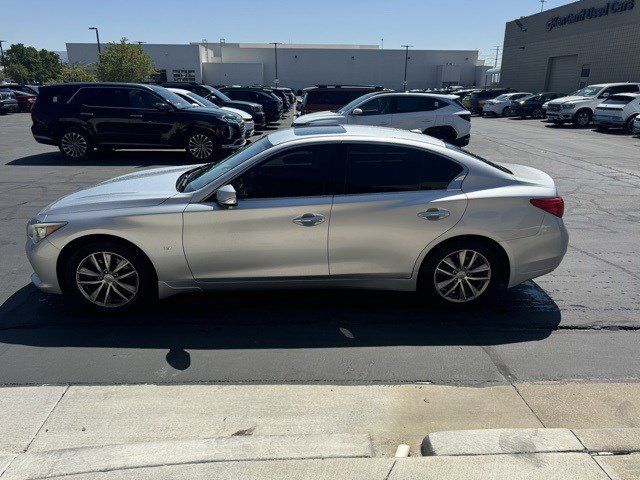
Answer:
268;125;446;148
590;83;640;87
369;91;460;100
167;88;192;95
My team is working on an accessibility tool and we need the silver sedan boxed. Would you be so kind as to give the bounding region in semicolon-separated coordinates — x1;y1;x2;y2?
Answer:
26;125;568;311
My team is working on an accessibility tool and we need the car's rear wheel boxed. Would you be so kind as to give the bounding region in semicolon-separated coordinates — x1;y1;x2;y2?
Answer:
59;129;92;160
573;109;592;128
531;108;544;119
624;116;637;134
420;239;504;306
186;130;219;162
64;242;155;311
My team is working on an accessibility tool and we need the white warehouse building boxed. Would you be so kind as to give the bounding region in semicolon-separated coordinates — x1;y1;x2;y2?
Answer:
66;41;491;90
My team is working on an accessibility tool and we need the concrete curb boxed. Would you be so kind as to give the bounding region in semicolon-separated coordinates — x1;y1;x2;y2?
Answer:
421;428;585;456
1;434;373;480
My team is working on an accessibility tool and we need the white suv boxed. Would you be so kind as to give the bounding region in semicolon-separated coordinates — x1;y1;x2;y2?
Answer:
594;93;640;133
545;83;640;127
482;92;532;117
293;92;472;146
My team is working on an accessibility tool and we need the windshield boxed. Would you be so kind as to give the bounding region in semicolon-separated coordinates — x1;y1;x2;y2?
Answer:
185;91;219;108
570;86;602;97
149;85;194;109
494;94;509;101
206;86;232;103
337;92;377;114
183;137;272;192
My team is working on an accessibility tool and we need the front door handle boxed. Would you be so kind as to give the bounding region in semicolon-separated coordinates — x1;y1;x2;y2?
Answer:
129;114;143;118
292;213;325;227
418;208;450;221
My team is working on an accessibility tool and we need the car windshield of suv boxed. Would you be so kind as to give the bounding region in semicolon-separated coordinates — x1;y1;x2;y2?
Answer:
571;86;601;97
207;87;232;103
338;92;378;114
182;136;273;192
186;91;220;108
494;94;509;101
148;85;194;109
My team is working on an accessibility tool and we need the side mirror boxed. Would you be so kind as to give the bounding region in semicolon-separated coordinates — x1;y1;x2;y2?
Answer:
216;184;237;207
600;92;610;98
155;102;172;112
352;108;363;115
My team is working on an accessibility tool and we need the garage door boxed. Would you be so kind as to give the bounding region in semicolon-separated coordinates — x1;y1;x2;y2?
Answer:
545;55;578;93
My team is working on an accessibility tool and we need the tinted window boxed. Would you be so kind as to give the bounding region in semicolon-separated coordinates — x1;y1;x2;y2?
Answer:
606;85;640;95
602;95;635;105
73;88;129;107
128;89;161;109
359;96;393;115
233;144;335;199
306;90;370;106
394;96;447;113
344;144;463;194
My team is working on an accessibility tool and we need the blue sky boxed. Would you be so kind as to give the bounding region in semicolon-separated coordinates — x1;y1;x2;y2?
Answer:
6;0;573;64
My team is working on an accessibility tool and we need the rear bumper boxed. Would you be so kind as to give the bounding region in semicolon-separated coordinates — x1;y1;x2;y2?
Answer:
503;213;569;288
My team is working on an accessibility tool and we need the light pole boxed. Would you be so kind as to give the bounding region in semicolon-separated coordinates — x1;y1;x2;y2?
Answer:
88;27;101;61
0;40;6;71
271;42;282;86
401;45;413;91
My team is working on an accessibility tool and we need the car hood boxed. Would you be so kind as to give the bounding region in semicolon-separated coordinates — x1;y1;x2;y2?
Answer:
40;165;196;216
294;111;345;125
221;106;252;120
548;95;592;105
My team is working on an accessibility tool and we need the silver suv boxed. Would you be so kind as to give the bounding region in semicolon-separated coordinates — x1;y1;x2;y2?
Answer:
26;125;568;311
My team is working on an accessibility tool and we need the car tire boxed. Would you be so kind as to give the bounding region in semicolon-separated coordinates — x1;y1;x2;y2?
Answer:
64;242;156;312
531;108;544;119
185;130;219;162
573;109;592;128
58;129;92;161
419;239;505;307
624;116;637;134
502;106;513;117
552;120;563;126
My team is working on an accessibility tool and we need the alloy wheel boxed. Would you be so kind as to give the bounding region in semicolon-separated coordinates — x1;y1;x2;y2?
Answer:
576;111;591;127
75;252;139;307
61;132;88;158
433;249;492;303
532;109;544;119
187;133;214;159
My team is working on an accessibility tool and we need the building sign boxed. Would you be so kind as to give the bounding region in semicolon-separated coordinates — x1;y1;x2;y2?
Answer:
546;0;635;31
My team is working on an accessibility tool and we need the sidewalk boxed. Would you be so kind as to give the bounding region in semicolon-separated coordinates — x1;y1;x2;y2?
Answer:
1;382;639;479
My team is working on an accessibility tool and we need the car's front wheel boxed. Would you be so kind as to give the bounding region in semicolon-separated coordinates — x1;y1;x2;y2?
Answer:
420;240;504;306
502;106;513;117
59;129;92;160
531;108;544;119
64;242;155;311
573;109;592;128
185;130;219;162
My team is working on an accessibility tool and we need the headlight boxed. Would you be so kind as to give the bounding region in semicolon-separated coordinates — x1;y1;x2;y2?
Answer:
27;220;66;243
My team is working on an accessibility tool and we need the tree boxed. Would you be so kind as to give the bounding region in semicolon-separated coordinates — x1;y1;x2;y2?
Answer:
4;43;61;83
59;63;97;83
96;38;154;82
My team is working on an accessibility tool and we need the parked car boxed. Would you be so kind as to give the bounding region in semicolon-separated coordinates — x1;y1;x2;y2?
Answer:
220;86;283;122
25;124;567;311
244;86;290;111
160;82;266;127
31;83;246;161
482;92;532;117
0;83;39;95
513;92;564;119
593;93;640;133
13;90;38;112
276;87;296;107
294;91;471;146
168;88;255;137
0;89;20;114
468;89;514;115
299;85;388;115
545;83;640;127
454;89;479;110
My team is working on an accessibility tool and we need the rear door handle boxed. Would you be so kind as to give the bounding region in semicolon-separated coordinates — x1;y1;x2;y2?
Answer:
418;208;450;221
292;213;325;227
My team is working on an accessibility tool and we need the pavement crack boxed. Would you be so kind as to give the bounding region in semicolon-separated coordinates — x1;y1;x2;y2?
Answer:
383;459;396;480
24;385;69;453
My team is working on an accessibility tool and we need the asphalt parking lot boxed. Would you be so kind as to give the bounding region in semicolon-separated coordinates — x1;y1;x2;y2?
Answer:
0;112;639;387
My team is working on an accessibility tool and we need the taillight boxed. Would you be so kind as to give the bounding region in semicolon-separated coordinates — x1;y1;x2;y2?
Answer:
530;197;564;218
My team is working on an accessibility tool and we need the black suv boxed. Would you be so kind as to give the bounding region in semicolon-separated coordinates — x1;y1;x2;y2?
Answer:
160;82;266;127
513;92;564;119
220;87;283;123
469;89;514;115
31;83;245;162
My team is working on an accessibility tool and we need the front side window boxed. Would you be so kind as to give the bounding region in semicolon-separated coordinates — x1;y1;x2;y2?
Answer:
233;144;336;199
128;89;161;109
358;96;393;115
394;96;446;113
344;144;463;194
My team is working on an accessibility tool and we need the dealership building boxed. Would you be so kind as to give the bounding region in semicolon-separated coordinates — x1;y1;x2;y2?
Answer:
500;0;639;93
66;41;492;90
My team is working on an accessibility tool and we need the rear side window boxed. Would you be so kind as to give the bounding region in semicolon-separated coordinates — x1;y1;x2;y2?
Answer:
306;90;370;106
344;144;463;194
394;96;447;113
602;95;635;105
605;85;640;95
73;88;129;107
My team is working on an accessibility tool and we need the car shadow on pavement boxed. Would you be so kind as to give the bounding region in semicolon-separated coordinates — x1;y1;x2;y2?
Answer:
0;281;561;357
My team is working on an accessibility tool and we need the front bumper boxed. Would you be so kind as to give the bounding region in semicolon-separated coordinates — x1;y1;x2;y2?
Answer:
26;238;63;295
244;120;255;137
546;111;574;122
252;111;266;127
